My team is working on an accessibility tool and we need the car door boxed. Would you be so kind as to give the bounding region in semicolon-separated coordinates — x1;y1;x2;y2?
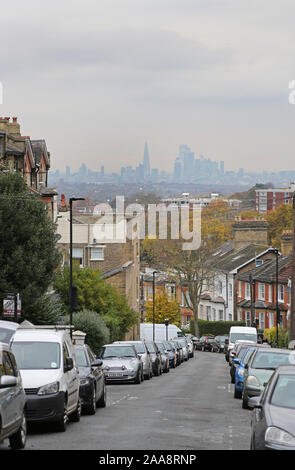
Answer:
87;346;103;400
1;351;19;429
63;341;78;413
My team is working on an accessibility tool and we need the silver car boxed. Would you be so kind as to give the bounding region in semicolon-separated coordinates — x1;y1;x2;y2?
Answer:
155;342;170;373
99;344;144;384
114;341;153;380
0;342;27;449
174;337;189;361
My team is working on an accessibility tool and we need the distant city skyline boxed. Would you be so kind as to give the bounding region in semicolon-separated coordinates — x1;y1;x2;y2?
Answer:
1;1;295;176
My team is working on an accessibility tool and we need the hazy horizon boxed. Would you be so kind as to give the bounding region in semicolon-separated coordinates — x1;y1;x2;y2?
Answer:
1;0;295;173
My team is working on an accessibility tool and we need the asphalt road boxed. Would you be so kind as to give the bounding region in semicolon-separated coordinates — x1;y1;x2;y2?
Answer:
1;350;252;450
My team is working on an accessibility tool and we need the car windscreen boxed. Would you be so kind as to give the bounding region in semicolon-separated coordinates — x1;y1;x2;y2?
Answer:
75;347;89;367
230;333;257;343
101;346;136;358
0;327;16;344
177;339;187;346
165;343;173;351
237;346;249;359
12;341;60;370
130;343;145;354
156;343;164;352
271;375;295;409
145;343;156;353
242;348;255;365
251;351;293;369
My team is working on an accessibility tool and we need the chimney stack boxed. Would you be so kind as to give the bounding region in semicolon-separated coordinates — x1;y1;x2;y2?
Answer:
232;218;268;250
281;230;293;256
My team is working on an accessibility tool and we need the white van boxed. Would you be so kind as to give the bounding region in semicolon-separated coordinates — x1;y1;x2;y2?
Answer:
227;326;257;364
140;323;181;342
11;328;80;432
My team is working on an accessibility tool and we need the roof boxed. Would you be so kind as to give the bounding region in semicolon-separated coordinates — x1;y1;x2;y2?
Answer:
12;328;69;342
208;243;272;273
237;252;292;284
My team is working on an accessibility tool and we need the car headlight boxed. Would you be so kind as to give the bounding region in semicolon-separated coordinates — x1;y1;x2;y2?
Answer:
130;361;138;370
246;375;260;387
38;381;59;395
265;427;295;447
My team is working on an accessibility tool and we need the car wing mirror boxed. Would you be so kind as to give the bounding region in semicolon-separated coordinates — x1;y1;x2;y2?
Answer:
0;375;17;389
248;396;262;409
91;359;103;368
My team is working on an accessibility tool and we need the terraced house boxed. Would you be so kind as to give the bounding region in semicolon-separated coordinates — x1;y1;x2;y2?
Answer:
199;218;277;322
0;116;57;221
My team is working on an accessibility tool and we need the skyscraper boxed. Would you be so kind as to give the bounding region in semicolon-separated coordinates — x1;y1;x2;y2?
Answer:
143;142;150;180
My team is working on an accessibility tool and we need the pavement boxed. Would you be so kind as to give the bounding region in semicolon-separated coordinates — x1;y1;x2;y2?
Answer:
1;350;252;450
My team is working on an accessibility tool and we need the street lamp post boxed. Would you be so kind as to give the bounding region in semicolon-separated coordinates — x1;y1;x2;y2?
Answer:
274;249;280;347
69;197;85;339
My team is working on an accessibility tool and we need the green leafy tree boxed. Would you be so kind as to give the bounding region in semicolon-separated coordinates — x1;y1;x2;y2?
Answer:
0;173;61;319
266;204;293;249
54;266;138;341
70;309;110;354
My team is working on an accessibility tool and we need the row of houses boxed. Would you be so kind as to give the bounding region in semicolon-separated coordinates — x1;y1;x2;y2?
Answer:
141;219;293;331
0;116;58;221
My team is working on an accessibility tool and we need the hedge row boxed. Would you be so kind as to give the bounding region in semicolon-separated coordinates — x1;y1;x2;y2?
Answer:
190;319;246;337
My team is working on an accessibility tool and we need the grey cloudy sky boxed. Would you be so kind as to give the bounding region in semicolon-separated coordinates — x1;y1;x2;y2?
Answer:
1;0;295;173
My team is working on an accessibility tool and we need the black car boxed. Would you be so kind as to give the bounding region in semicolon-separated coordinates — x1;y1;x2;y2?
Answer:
74;344;106;415
145;341;162;376
214;335;228;353
250;365;295;450
197;336;218;352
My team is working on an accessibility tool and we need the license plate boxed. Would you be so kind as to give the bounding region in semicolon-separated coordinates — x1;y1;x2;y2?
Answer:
107;372;126;377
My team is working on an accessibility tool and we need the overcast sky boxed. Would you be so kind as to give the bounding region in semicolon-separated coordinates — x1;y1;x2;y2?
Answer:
1;0;295;173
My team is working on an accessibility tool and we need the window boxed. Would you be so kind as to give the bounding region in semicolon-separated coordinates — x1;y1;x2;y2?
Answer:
259;312;265;330
228;283;232;299
245;283;251;300
72;247;83;267
258;283;265;300
246;311;251;326
256;259;263;267
212;308;216;321
278;284;284;302
3;352;16;376
238;281;242;297
269;312;274;329
217;281;223;296
91;247;104;261
219;310;223;321
206;306;211;321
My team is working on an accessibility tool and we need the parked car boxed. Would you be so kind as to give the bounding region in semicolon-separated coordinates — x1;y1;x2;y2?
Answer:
113;340;153;380
215;335;228;353
0;320;19;345
197;336;218;352
155;342;170;373
174;337;190;360
0;342;27;449
242;347;295;409
229;339;256;366
250;365;295;450
163;341;177;368
185;338;194;358
11;328;81;432
74;344;106;415
234;346;257;399
230;342;262;384
190;336;199;350
227;326;257;363
145;341;162;376
99;343;144;384
170;340;184;365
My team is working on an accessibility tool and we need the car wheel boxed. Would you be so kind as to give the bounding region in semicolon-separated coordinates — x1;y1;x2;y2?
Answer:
9;412;27;450
85;385;96;415
134;369;142;384
145;371;150;380
234;387;242;399
69;398;81;422
96;382;107;408
242;393;249;410
55;402;68;432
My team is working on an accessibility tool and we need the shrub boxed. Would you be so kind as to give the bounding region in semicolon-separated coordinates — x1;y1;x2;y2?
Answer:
69;309;110;355
21;293;65;325
263;327;289;348
190;319;246;337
